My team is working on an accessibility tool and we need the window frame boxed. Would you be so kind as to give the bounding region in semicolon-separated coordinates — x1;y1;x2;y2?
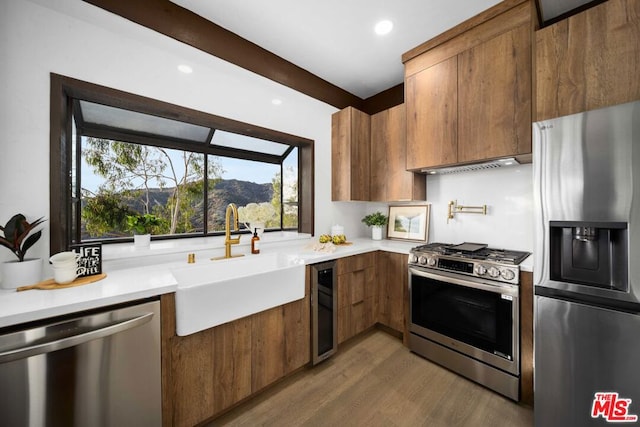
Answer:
50;73;314;253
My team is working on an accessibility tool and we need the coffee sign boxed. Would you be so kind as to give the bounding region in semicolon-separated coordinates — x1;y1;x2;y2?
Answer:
72;244;102;277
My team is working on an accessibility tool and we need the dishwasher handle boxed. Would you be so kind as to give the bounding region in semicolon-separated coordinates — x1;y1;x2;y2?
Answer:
0;311;154;364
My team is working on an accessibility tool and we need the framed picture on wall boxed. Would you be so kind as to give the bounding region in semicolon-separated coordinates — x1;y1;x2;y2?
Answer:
387;205;430;242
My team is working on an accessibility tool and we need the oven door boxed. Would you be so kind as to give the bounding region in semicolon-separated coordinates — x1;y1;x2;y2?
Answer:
409;267;519;375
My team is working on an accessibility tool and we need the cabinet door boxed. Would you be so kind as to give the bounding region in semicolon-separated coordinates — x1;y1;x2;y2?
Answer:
163;295;252;427
536;0;640;121
458;24;531;162
331;107;370;201
283;275;310;374
251;306;285;392
167;329;216;427
371;104;426;201
405;56;458;170
212;317;252;415
377;252;407;335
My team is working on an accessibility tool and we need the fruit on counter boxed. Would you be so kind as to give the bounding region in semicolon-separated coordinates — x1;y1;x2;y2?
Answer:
319;234;332;243
332;234;347;244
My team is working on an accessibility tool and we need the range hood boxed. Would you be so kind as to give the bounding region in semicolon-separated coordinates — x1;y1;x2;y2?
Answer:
536;0;605;26
421;158;520;175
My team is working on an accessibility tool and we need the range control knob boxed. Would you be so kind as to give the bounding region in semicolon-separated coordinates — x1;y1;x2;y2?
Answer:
501;268;516;281
418;256;428;265
427;257;437;267
487;266;500;278
409;254;418;264
474;264;487;276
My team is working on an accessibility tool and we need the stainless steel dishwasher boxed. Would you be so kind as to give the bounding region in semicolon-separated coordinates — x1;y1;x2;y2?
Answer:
0;298;161;426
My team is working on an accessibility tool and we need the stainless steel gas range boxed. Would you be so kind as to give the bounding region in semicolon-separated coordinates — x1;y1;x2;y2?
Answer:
408;242;530;401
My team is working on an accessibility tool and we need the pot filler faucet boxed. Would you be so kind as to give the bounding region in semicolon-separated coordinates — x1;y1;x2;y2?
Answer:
212;203;244;260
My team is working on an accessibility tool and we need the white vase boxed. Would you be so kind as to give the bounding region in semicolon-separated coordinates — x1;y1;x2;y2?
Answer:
1;258;43;290
134;233;151;248
371;225;383;241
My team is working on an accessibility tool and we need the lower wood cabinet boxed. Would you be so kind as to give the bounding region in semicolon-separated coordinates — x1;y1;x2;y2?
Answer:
376;251;408;336
161;254;411;426
161;276;310;427
337;253;377;344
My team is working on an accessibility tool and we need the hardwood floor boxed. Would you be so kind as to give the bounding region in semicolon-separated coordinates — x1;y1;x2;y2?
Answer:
208;329;533;426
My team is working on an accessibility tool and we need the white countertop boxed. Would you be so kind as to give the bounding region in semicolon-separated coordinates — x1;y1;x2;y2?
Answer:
0;236;532;328
0;237;413;328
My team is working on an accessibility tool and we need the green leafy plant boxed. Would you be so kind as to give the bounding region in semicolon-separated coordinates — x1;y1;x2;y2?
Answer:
361;211;388;227
0;214;46;262
126;213;163;235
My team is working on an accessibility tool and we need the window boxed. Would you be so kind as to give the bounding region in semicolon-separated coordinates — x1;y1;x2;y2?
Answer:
50;74;314;252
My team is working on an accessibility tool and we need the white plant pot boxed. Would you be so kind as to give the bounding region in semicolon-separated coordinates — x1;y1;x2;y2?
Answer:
1;258;43;290
134;233;151;248
371;226;383;241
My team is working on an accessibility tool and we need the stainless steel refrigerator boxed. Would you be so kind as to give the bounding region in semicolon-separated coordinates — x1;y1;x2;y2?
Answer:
533;100;640;427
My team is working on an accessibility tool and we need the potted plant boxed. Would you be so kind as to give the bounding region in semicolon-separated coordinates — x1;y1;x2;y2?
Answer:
126;213;162;247
0;213;46;289
362;211;388;241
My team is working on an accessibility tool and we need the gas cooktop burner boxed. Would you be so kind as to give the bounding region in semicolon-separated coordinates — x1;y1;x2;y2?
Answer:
411;242;530;265
409;242;531;285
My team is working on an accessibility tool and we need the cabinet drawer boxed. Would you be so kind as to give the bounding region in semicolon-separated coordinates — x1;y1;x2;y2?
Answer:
337;252;375;275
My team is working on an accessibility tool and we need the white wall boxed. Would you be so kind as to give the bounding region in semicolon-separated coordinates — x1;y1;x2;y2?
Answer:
0;0;371;265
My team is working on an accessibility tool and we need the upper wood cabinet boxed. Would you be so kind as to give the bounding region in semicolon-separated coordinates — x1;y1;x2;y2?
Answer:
457;24;531;163
371;104;426;201
403;0;533;171
406;57;458;170
536;0;640;121
331;106;370;201
333;104;426;202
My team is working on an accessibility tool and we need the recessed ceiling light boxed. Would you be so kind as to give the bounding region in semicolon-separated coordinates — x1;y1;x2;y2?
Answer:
177;64;193;74
271;98;282;106
375;20;393;35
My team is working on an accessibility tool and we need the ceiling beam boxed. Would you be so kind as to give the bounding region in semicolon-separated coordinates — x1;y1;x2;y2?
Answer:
82;0;365;110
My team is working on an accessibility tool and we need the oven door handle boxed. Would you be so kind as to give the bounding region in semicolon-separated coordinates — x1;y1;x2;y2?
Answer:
409;267;519;297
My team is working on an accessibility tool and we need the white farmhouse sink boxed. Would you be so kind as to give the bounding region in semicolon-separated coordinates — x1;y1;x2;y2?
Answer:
172;253;305;336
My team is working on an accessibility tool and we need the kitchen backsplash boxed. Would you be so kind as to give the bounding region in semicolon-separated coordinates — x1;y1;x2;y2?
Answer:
426;164;533;252
348;165;533;251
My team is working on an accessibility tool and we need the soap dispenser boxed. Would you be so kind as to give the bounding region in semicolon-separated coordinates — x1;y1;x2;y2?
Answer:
251;228;260;254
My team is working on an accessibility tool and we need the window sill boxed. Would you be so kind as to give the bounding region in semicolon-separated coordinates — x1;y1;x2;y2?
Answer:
101;232;312;271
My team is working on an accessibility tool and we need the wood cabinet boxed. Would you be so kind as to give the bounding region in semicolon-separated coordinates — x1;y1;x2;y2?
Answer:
337;253;377;344
457;24;531;163
371;104;426;201
376;251;407;336
331;106;370;201
161;280;310;426
406;57;458;170
251;306;285;392
536;0;640;121
403;0;532;171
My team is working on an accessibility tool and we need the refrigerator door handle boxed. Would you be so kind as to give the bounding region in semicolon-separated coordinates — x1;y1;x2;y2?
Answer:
533;122;549;287
0;311;154;364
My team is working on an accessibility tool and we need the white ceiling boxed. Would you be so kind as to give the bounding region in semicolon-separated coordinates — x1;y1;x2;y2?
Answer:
170;0;502;99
